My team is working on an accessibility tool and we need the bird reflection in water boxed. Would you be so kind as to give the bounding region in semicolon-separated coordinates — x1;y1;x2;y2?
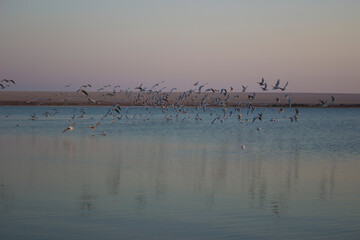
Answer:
135;190;146;215
0;183;15;214
319;160;336;201
154;140;167;200
78;184;97;215
107;156;122;196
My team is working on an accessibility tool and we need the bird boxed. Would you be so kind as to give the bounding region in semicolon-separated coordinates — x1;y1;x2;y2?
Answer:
272;79;281;90
261;83;268;91
280;81;288;91
1;79;15;84
206;88;217;93
331;96;335;103
220;88;228;96
242;85;248;92
88;122;100;130
258;78;265;86
319;100;328;107
29;114;38;120
80;89;88;96
252;113;263;123
248;92;256;100
197;83;208;93
88;98;97;104
63;122;77;133
135;84;146;92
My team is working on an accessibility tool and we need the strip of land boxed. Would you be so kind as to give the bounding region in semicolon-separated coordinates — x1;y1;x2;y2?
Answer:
0;91;359;107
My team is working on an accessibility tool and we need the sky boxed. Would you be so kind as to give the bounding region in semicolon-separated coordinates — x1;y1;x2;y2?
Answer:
0;0;359;93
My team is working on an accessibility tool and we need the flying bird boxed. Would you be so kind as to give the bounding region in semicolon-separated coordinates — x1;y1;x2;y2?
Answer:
63;122;77;133
272;79;281;90
261;83;268;91
252;113;263;123
88;122;100;130
280;81;288;91
248;92;256;100
206;88;217;93
135;84;146;92
1;79;15;84
258;78;265;86
319;100;328;107
331;96;335;103
80;89;89;96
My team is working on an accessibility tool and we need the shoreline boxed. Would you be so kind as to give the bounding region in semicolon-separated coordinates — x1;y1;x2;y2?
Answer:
0;91;359;107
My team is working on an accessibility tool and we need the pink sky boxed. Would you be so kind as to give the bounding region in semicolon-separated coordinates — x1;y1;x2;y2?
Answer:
0;0;359;93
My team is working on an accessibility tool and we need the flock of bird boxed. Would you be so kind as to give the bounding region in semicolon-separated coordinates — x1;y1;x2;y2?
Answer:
1;77;337;137
0;79;15;89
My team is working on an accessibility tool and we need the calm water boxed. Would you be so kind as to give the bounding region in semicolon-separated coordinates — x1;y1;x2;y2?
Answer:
0;106;360;239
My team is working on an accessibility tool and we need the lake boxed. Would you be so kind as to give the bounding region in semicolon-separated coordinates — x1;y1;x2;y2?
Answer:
0;106;360;239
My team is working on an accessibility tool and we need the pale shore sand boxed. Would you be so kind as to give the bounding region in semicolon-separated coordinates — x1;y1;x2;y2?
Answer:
0;91;359;107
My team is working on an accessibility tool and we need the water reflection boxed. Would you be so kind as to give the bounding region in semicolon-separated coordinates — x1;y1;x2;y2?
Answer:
319;159;336;201
78;184;97;215
107;158;122;196
0;132;359;239
0;134;351;215
0;182;15;214
154;139;167;200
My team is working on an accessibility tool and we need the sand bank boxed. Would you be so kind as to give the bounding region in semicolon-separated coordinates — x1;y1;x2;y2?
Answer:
0;91;359;107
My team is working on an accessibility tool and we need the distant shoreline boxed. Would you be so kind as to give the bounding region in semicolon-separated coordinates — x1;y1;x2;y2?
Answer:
0;91;359;107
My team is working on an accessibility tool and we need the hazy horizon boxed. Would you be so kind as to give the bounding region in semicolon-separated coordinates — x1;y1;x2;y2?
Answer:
1;0;359;93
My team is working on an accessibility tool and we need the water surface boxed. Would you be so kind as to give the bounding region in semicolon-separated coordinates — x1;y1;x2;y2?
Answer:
0;106;360;239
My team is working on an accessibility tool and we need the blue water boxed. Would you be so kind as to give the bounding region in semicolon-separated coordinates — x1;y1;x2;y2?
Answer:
0;106;360;239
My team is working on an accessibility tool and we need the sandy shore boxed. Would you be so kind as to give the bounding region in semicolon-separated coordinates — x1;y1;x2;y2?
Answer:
0;91;359;107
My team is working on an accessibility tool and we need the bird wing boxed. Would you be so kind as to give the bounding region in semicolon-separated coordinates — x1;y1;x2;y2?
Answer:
275;79;280;87
80;89;88;96
70;121;77;127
